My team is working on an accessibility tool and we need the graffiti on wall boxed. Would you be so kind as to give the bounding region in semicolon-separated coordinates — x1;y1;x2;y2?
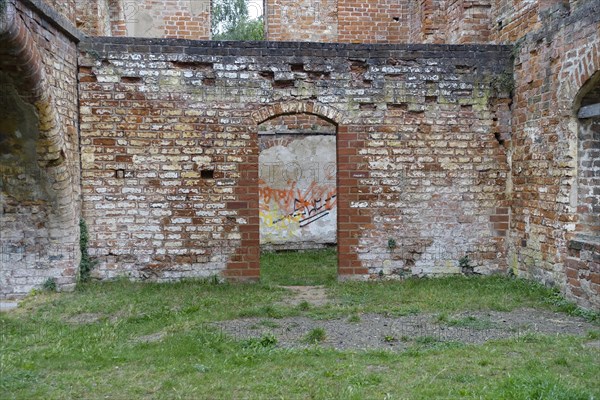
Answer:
260;180;337;229
259;135;337;247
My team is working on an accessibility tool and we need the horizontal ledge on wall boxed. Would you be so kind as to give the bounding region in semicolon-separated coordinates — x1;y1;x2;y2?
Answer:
578;103;600;119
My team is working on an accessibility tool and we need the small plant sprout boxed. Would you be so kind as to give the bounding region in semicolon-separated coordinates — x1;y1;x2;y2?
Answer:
303;327;327;344
42;277;57;292
348;314;361;323
384;335;397;343
459;255;477;276
387;238;397;251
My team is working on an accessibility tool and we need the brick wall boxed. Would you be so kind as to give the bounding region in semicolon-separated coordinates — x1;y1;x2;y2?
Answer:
44;0;76;22
78;38;511;282
336;0;411;43
77;0;211;39
265;0;337;42
0;0;81;297
265;0;493;44
505;0;600;307
446;0;492;44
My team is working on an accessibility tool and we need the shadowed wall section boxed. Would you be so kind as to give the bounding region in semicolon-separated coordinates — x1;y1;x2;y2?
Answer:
0;0;81;297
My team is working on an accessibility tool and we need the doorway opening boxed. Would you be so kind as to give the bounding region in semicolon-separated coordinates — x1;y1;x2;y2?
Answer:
258;113;338;285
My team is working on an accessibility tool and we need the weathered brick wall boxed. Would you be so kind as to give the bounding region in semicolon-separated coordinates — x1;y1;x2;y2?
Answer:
44;0;76;22
506;0;600;307
78;38;511;281
265;0;492;45
409;0;446;44
75;0;112;36
79;0;211;39
0;0;81;297
336;0;411;43
265;0;338;42
446;0;492;44
265;0;413;44
576;117;599;236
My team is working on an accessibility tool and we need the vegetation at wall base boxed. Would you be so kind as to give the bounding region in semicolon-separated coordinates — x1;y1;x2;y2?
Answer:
78;219;96;284
1;252;598;399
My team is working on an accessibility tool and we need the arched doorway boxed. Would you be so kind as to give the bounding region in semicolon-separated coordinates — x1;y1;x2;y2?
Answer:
257;112;338;285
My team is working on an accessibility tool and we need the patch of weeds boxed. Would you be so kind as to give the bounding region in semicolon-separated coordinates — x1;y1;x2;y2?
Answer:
296;300;311;311
238;304;288;319
383;335;397;343
441;315;496;330
458;255;477;275
543;289;600;323
384;307;420;317
347;314;361;323
242;333;278;350
414;335;440;345
348;373;383;387
553;357;569;367
42;277;57;292
478;359;491;367
586;330;600;340
260;248;337;286
303;327;327;344
514;332;553;344
491;375;594;400
78;219;97;284
387;238;397;251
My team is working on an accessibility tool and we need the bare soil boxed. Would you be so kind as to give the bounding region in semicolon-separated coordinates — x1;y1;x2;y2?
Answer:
216;309;598;350
217;285;598;350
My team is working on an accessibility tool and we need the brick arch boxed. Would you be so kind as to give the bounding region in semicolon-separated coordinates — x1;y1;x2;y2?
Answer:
558;40;600;113
251;101;350;126
0;1;79;292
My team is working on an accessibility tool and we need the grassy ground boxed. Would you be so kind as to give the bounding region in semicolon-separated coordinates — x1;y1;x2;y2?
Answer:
1;251;599;399
260;247;337;286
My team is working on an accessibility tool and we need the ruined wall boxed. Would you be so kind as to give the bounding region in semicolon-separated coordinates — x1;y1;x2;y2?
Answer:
265;0;494;44
42;0;76;22
265;0;337;42
76;0;211;38
336;0;411;43
446;0;492;44
265;0;415;44
78;38;511;281
259;114;337;250
504;0;600;308
75;0;112;36
0;0;81;298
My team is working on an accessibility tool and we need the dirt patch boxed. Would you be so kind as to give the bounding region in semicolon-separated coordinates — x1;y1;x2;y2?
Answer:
276;286;330;307
65;313;103;324
215;308;599;351
132;332;166;343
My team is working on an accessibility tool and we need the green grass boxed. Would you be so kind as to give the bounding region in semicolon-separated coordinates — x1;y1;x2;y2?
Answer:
1;254;599;399
260;247;337;286
303;327;327;344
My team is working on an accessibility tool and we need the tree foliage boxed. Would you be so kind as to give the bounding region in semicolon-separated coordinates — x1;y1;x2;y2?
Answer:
212;0;264;41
